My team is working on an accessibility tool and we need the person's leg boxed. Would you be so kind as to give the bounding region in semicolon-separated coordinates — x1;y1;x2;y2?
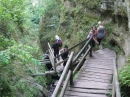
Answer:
97;38;101;45
54;51;56;57
56;51;60;61
97;38;102;49
63;61;67;67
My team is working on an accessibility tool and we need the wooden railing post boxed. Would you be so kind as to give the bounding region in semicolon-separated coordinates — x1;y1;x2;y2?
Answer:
48;42;56;72
70;61;73;85
112;74;115;97
89;40;92;57
52;52;74;97
112;59;121;97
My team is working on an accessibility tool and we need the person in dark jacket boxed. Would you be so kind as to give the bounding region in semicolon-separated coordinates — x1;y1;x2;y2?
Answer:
60;45;69;67
52;40;60;61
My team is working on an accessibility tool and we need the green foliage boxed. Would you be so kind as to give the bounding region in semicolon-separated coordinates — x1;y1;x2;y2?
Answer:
16;79;38;97
0;76;13;96
0;42;46;97
119;65;130;86
0;0;25;33
119;58;130;97
0;36;15;50
0;43;41;66
0;0;49;96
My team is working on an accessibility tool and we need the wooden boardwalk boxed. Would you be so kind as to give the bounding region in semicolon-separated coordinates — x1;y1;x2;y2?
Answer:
64;48;116;97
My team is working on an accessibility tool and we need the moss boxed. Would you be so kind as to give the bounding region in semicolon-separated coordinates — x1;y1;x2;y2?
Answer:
114;6;127;16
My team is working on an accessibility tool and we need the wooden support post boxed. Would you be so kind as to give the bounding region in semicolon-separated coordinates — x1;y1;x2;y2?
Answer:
48;42;56;72
89;40;92;57
112;75;115;97
60;70;71;97
70;61;73;86
52;52;74;97
113;59;121;97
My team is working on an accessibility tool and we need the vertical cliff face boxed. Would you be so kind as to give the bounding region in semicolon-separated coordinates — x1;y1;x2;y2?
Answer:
39;0;101;53
39;0;130;68
113;0;130;68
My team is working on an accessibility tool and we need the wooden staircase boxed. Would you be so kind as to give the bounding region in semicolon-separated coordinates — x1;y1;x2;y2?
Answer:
64;48;116;97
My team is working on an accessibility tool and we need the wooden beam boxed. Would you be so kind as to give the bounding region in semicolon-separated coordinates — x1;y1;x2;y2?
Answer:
48;42;54;58
55;37;92;59
60;70;72;97
56;58;68;66
52;52;74;97
48;54;56;72
113;59;121;97
32;71;56;76
73;46;91;75
73;37;92;63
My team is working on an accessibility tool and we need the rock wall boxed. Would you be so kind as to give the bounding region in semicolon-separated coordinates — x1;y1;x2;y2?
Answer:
113;0;130;68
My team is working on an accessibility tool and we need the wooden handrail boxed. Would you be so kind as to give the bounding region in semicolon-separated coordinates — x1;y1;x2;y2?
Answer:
48;42;56;72
73;37;92;63
112;59;121;97
73;46;91;75
52;52;74;97
59;70;72;97
51;37;93;97
54;36;92;59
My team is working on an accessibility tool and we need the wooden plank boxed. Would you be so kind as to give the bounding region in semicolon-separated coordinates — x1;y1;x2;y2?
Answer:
66;87;110;94
92;54;116;57
92;52;115;55
84;64;113;70
90;56;116;59
77;76;111;82
81;69;113;75
76;77;110;83
77;74;112;80
86;60;113;64
92;52;116;55
80;70;112;76
86;58;113;61
64;91;108;97
81;67;113;73
85;62;113;66
69;81;112;90
80;72;112;78
84;61;113;64
84;64;112;69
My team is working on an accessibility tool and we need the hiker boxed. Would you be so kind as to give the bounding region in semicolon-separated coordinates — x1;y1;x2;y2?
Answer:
97;21;105;49
55;35;62;48
60;45;69;67
89;26;99;48
52;40;60;61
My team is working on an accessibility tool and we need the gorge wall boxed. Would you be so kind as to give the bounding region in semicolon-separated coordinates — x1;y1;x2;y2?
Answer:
113;0;130;68
39;0;130;68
